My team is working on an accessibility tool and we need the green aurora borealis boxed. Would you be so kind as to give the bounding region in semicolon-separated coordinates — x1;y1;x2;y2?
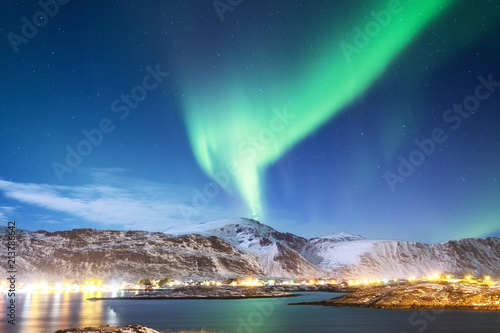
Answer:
181;0;456;218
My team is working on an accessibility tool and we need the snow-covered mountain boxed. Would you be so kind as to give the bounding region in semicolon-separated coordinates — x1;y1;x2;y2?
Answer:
168;218;324;277
1;218;499;283
169;218;500;280
330;237;500;280
168;218;307;251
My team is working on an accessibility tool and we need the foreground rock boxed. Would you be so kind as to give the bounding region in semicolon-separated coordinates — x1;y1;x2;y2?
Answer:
55;325;159;333
55;325;215;333
299;281;500;310
89;286;295;300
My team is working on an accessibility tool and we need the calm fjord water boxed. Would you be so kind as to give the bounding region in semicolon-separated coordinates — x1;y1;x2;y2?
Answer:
2;291;500;333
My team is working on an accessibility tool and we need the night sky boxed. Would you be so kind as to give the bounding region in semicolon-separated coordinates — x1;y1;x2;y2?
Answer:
1;0;499;242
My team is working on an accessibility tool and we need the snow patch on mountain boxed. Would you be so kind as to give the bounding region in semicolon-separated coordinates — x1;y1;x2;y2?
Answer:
302;238;386;268
315;231;365;242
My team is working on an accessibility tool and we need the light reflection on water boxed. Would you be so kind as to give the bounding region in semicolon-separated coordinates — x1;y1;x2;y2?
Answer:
1;291;500;333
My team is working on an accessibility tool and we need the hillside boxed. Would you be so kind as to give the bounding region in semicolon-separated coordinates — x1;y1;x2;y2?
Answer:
1;228;263;283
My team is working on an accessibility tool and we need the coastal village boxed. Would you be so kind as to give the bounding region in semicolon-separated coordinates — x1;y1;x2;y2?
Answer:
1;273;496;294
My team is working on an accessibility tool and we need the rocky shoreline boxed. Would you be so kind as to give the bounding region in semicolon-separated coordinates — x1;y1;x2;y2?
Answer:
88;285;296;300
293;280;500;310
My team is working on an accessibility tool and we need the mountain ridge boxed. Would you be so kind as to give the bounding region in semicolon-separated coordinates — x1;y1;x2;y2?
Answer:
1;218;499;283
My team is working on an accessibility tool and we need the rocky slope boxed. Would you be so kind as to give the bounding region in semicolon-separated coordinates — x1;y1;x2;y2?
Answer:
306;280;500;310
1;228;264;283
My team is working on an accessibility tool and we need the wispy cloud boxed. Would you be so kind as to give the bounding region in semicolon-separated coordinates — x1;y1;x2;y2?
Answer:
0;205;16;223
0;170;228;231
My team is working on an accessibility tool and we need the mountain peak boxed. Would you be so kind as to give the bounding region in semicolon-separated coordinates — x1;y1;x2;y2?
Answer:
166;217;269;236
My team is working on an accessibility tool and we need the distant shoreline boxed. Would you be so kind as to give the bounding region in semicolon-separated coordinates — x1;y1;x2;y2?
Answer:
88;294;299;300
87;285;299;300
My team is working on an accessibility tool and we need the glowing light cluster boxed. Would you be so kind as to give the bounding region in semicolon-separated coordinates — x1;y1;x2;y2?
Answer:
19;281;124;293
407;274;496;284
240;279;264;287
3;274;494;295
345;273;499;286
347;279;383;286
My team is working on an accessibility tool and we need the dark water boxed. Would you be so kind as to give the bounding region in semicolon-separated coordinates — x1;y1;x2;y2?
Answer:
2;291;500;333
